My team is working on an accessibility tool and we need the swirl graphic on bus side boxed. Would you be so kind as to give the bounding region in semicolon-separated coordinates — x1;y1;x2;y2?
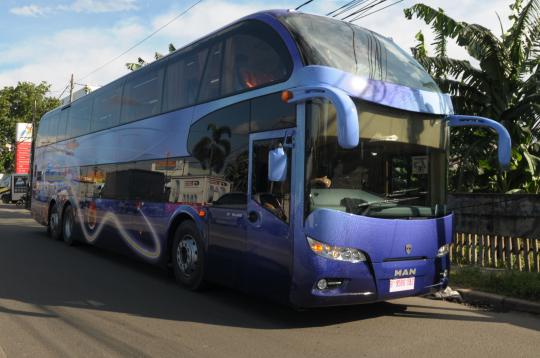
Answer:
44;156;163;260
73;194;162;260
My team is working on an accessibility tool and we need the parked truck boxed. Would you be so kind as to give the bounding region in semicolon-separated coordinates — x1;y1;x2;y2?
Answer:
0;174;29;204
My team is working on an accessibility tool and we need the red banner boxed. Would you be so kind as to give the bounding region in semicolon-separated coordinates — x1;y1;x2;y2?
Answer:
15;123;33;174
15;141;31;174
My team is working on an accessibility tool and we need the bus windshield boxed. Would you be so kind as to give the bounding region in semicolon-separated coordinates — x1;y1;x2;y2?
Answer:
305;99;448;219
279;12;441;93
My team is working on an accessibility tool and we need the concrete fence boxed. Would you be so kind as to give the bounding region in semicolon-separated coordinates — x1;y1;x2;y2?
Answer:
448;193;540;272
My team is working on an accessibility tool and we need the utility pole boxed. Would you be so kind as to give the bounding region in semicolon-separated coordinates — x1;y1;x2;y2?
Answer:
26;98;37;209
69;73;74;103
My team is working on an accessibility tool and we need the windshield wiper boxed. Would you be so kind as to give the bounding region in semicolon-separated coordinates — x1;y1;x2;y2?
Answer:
357;196;421;215
387;188;421;198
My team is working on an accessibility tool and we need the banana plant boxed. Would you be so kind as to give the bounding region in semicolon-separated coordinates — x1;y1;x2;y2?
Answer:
405;0;540;193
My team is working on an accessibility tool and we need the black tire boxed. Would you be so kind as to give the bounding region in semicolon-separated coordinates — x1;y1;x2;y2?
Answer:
172;221;206;291
62;205;78;246
48;202;62;240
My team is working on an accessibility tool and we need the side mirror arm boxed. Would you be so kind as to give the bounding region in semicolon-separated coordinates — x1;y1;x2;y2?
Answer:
448;115;512;169
287;85;359;149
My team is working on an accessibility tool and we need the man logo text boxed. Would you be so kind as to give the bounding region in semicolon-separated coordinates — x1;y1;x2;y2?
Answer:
394;269;416;277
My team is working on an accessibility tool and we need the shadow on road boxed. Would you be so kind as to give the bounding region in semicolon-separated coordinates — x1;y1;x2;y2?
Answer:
1;204;539;332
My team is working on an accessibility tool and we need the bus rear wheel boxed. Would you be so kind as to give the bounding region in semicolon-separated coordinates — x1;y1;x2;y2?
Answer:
63;205;77;246
48;202;62;240
172;221;206;291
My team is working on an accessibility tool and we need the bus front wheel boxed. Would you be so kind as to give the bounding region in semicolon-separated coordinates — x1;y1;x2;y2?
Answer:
172;221;206;291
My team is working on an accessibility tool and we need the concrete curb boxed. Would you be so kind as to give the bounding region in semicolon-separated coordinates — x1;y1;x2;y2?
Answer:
457;289;540;314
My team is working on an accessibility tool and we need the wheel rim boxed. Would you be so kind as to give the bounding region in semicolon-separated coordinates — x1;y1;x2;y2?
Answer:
176;235;198;277
64;209;73;240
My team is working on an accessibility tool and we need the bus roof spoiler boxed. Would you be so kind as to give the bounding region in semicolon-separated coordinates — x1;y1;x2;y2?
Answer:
286;85;359;149
448;115;512;169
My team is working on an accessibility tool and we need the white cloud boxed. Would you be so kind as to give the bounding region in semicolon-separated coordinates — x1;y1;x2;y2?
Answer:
10;0;139;16
9;4;49;17
61;0;139;14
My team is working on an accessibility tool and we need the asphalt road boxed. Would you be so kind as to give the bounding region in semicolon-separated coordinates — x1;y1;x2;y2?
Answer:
0;204;539;357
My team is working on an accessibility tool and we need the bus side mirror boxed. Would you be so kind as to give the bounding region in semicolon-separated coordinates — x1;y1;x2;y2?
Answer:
286;85;359;149
448;115;512;169
268;146;287;182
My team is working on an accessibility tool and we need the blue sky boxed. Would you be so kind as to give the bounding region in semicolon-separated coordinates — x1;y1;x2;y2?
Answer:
0;0;510;97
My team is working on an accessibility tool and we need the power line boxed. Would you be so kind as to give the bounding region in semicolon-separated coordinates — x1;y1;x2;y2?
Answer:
340;0;387;21
349;0;405;22
79;0;204;82
56;83;70;100
295;0;316;10
328;1;368;18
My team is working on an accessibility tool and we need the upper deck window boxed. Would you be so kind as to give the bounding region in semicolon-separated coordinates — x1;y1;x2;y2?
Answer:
68;95;92;138
91;81;123;132
278;13;441;93
221;22;292;94
122;66;165;123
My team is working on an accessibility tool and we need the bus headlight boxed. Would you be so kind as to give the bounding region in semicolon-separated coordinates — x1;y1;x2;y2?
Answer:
437;244;450;257
307;237;367;263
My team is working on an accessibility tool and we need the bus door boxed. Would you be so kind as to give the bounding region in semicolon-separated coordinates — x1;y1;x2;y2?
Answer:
245;129;294;301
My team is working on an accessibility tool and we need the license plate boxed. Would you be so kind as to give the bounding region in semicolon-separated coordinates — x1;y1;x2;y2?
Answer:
389;277;415;292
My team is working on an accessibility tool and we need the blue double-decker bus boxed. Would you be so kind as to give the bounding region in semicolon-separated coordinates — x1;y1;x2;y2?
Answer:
31;10;510;307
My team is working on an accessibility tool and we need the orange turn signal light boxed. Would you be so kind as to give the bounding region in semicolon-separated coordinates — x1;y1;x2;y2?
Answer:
281;90;293;103
198;210;206;218
311;243;323;253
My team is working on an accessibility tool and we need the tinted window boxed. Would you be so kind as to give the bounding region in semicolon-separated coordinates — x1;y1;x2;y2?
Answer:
213;192;246;206
251;93;296;132
36;115;50;147
91;81;123;132
163;47;208;111
87;164;116;199
188;102;250;203
56;107;70;142
222;22;292;95
46;112;60;144
122;66;165;123
198;41;224;102
68;95;92;138
252;139;291;222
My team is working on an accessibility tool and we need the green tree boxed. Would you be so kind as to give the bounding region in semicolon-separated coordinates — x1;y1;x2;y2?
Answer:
405;0;540;193
126;43;176;71
0;82;60;172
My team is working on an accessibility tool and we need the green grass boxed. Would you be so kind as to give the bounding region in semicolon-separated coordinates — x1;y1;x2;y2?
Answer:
450;265;540;302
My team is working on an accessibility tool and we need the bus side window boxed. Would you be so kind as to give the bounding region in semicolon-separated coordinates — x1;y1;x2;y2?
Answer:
163;47;208;111
47;112;60;145
91;81;123;132
68;95;92;138
198;41;224;102
57;107;70;142
36;116;50;146
121;65;165;123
